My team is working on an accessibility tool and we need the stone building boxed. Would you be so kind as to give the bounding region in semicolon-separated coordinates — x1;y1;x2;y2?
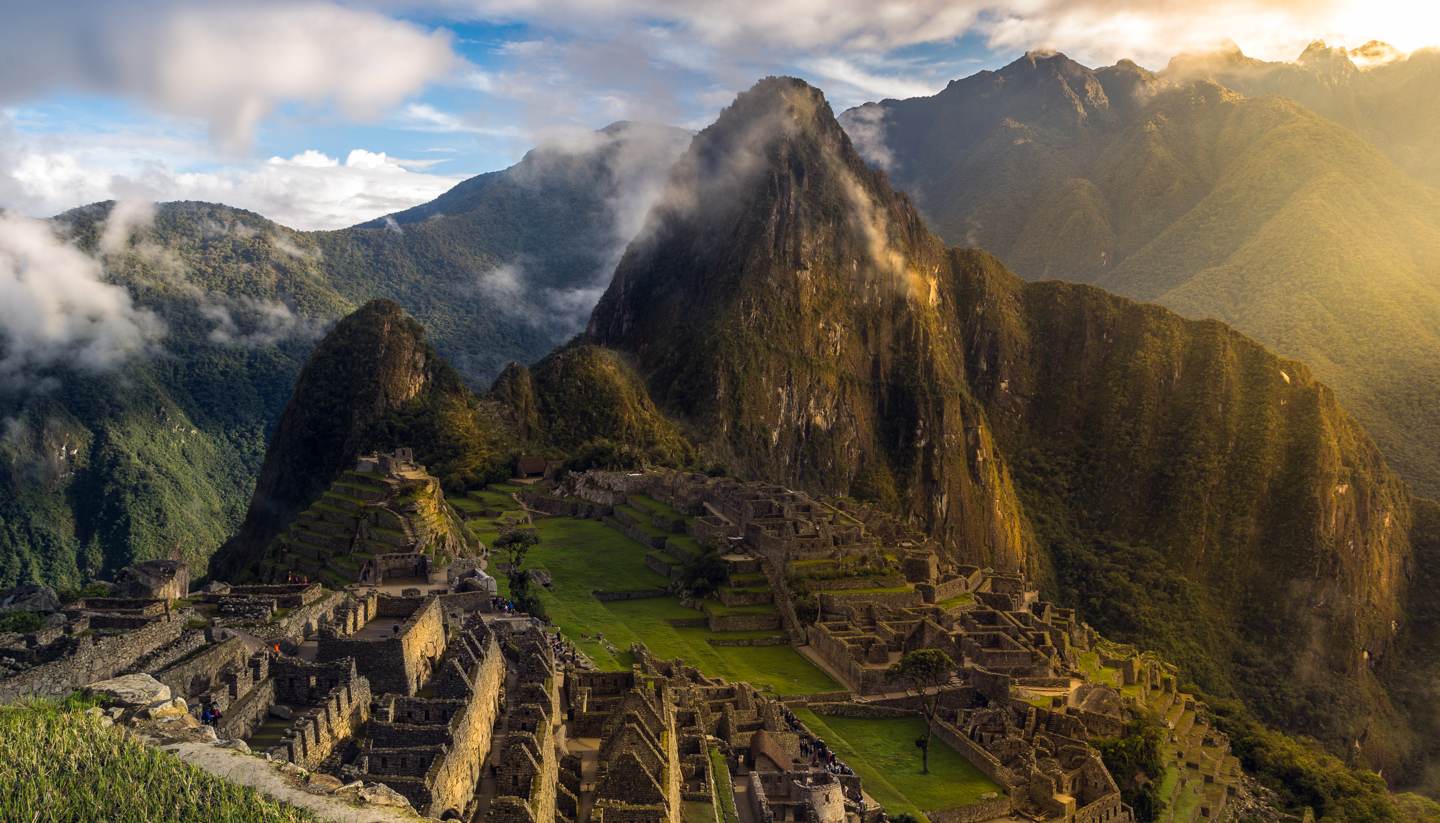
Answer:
350;616;506;818
317;595;447;696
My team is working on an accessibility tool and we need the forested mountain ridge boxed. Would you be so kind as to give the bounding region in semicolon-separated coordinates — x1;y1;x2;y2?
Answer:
0;122;689;591
841;50;1440;497
0;202;351;588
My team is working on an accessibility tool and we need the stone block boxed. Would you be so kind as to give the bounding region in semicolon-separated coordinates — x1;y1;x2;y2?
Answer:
89;673;172;707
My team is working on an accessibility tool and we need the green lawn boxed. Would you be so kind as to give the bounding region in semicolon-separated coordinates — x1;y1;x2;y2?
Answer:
501;515;838;696
710;747;740;823
794;710;1001;822
629;494;684;519
935;593;974;609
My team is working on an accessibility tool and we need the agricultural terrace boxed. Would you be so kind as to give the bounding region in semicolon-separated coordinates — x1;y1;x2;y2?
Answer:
469;486;839;696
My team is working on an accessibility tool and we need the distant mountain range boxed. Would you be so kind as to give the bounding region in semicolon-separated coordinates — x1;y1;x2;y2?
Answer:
841;44;1440;497
0;122;687;589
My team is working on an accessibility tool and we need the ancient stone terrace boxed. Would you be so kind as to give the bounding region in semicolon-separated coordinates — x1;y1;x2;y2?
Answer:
316;594;446;696
349;616;505;818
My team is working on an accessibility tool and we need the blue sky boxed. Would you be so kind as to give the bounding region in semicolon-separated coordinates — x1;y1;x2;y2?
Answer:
1;0;1426;229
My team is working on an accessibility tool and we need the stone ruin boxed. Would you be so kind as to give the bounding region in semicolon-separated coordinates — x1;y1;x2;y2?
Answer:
260;448;481;588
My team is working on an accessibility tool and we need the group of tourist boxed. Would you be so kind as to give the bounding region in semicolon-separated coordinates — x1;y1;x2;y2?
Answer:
784;706;857;779
488;596;521;614
548;632;579;665
198;703;224;727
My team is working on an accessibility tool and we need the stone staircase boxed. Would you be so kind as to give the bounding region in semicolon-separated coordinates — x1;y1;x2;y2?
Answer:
1141;684;1242;821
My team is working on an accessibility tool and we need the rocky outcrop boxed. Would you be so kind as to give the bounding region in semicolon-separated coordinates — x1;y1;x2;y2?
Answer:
210;300;459;581
589;77;1030;570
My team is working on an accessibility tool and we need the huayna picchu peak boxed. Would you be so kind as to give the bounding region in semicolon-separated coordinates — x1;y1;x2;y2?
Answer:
8;13;1440;823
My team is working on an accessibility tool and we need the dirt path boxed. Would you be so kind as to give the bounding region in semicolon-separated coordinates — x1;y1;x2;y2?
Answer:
151;737;426;823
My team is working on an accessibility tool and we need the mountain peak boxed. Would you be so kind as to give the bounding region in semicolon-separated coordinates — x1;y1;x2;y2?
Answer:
590;76;941;348
208;298;454;579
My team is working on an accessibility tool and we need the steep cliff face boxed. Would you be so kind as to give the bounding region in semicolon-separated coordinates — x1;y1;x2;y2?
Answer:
589;77;1030;570
948;249;1414;763
588;76;1416;768
209;299;462;579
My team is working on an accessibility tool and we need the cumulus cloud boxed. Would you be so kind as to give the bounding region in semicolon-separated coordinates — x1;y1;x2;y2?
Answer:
1;1;460;148
0;212;164;384
0;118;466;230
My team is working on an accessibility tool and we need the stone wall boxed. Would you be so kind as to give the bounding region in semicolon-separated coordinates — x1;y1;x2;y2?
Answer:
805;702;918;720
424;632;504;815
155;636;249;699
930;718;1019;788
317;596;445;695
929;576;973;603
706;612;781;632
217;675;275;741
818;589;923;612
593;589;671;602
926;796;1013;823
707;636;789;647
0;613;184;702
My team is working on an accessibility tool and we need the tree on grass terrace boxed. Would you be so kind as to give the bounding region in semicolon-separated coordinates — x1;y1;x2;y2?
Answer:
495;526;544;617
890;648;956;774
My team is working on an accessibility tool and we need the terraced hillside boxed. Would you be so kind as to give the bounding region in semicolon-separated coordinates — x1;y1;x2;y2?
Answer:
256;453;478;588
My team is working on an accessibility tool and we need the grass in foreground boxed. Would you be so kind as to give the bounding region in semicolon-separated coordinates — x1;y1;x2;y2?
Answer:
793;709;1000;822
0;698;317;822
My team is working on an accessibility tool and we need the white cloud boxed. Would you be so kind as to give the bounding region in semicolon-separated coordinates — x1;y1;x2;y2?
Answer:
201;295;318;348
0;1;460;148
415;0;1438;77
800;57;947;101
397;103;527;138
0;212;165;383
0;117;467;230
839;104;894;170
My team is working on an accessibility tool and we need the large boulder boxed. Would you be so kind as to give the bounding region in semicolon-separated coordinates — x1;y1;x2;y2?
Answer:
357;783;412;809
88;673;171;707
0;584;60;613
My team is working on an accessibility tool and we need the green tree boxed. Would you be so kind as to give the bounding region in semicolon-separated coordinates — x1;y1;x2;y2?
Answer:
494;527;542;615
890;648;956;774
